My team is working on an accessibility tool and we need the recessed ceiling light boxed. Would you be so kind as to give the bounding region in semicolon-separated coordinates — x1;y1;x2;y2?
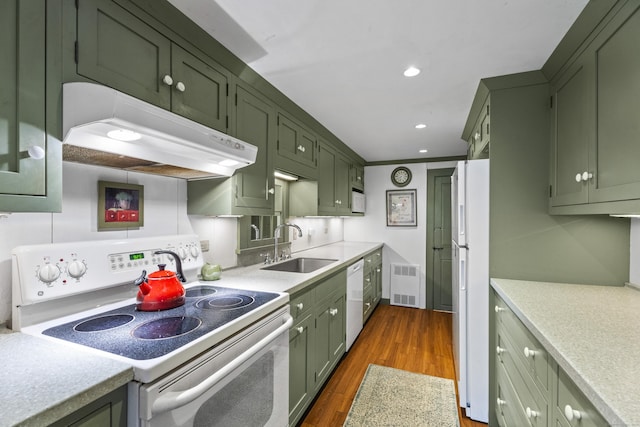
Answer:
419;149;428;153
403;66;420;77
415;123;426;129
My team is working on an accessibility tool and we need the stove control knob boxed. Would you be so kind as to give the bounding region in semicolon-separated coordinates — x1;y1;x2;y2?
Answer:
67;260;87;279
38;263;61;283
177;247;188;260
189;245;200;258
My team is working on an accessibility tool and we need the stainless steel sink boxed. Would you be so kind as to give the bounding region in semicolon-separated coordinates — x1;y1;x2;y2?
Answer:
261;257;338;273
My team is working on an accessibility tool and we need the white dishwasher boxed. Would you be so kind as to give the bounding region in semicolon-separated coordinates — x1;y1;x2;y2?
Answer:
346;259;364;351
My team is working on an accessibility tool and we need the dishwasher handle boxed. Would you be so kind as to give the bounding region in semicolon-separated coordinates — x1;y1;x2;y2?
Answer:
151;314;293;415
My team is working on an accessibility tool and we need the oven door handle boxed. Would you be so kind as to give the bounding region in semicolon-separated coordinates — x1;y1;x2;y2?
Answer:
151;314;293;416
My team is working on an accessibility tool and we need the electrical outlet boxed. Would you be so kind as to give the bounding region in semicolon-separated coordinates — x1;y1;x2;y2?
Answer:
200;240;210;252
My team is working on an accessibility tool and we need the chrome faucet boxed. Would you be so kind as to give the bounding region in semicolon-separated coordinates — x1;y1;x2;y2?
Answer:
250;224;260;240
273;223;303;262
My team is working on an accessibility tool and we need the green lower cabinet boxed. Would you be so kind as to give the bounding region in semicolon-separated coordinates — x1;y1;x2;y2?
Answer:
288;270;346;426
0;0;62;212
491;290;607;427
49;385;127;427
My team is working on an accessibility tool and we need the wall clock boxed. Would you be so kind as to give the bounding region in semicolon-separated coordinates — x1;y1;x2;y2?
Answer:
391;166;412;187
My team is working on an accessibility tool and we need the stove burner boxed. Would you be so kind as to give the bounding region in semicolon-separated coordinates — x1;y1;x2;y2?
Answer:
132;316;202;340
185;286;218;298
74;314;135;332
195;294;255;310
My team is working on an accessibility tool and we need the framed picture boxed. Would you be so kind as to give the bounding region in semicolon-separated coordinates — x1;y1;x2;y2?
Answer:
386;189;417;227
98;181;144;230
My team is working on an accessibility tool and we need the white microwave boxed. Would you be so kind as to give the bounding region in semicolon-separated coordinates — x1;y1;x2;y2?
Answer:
352;191;365;213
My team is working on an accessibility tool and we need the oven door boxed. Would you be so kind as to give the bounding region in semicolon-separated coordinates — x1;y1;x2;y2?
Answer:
134;307;292;427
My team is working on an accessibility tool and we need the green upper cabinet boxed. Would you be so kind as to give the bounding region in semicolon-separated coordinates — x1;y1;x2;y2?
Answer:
275;113;317;179
317;142;351;215
77;0;229;132
549;2;640;214
350;163;365;191
77;0;171;108
0;0;61;212
170;45;229;131
187;84;276;216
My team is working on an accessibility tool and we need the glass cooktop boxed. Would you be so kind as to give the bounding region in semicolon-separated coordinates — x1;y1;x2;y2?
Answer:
42;285;280;360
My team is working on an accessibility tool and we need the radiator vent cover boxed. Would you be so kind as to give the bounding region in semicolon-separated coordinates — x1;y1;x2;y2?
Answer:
390;263;419;308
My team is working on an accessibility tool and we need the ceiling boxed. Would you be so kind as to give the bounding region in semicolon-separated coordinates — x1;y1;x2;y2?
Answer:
168;0;588;163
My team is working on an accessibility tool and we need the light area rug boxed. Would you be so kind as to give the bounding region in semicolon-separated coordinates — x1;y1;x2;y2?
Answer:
343;364;460;427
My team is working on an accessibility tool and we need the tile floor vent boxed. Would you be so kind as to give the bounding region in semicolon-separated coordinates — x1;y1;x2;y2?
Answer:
390;263;419;308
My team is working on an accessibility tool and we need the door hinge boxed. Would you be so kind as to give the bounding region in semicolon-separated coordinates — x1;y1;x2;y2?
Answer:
74;41;78;64
234;93;237;106
226;115;229;130
226;83;229;97
549;96;553;109
549;185;553;197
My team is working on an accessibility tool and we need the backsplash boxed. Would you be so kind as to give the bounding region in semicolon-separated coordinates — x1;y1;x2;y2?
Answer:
0;162;346;325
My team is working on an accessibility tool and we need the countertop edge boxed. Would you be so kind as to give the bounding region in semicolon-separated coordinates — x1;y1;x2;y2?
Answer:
490;278;627;427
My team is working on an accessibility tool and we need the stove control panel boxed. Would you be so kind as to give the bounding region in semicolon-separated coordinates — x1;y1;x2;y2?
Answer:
12;235;203;305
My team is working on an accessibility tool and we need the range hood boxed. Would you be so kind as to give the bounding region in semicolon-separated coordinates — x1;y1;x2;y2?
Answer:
62;82;257;180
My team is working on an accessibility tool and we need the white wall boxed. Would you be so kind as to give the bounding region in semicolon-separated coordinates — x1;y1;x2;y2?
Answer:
0;162;197;324
344;161;457;308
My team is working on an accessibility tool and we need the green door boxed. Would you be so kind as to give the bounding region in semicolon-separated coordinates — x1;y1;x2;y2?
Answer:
0;0;46;196
427;168;453;311
234;85;276;211
171;45;229;132
335;152;351;214
77;0;171;108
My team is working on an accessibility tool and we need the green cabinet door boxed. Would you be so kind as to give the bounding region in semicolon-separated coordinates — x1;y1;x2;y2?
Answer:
276;113;317;178
588;3;640;203
0;0;61;212
289;313;314;426
317;143;337;213
350;163;365;191
549;58;592;207
77;0;171;108
318;142;351;214
233;85;276;211
170;44;229;131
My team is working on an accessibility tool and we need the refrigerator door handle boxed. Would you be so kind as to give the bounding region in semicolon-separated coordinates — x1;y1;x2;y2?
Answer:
459;257;466;291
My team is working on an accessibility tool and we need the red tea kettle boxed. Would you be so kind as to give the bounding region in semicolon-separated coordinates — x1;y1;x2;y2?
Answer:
133;250;186;311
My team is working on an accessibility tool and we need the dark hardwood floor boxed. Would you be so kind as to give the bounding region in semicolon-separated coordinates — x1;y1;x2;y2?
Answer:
299;304;487;427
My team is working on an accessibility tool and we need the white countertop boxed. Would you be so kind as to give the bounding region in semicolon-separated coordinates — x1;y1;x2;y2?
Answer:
2;240;382;426
0;331;133;427
491;278;640;427
207;241;383;295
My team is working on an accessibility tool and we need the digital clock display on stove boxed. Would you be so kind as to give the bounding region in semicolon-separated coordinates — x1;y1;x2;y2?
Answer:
129;252;145;261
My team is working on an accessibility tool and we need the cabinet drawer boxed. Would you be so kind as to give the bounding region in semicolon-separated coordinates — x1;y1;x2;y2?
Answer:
496;362;529;427
290;289;314;321
496;329;548;426
556;367;608;427
495;296;550;393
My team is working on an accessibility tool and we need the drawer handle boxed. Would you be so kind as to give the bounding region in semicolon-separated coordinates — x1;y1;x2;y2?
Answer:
296;302;304;310
494;305;505;313
297;145;306;153
496;346;505;355
524;346;538;358
365;302;371;308
496;398;506;407
564;404;582;421
296;326;304;334
526;407;540;419
329;308;338;316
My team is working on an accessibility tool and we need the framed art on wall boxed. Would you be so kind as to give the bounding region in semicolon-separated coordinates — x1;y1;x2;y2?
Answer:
386;189;417;227
98;181;144;230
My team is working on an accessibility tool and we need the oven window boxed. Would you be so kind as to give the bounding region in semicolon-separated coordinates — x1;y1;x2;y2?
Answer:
194;351;274;426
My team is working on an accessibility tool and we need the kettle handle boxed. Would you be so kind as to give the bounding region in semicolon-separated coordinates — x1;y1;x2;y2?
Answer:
154;250;186;282
134;270;147;287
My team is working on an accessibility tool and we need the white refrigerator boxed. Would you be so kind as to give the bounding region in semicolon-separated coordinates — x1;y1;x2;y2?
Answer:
451;159;489;423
